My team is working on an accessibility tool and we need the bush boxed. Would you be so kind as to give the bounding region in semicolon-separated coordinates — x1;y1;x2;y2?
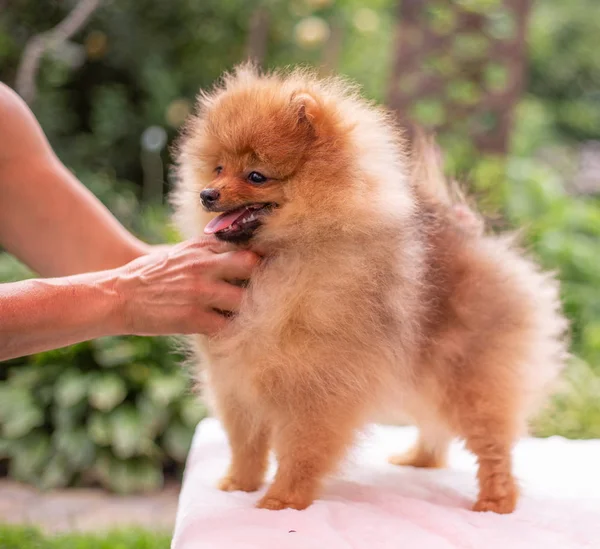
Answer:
0;335;204;492
499;152;600;438
503;157;600;367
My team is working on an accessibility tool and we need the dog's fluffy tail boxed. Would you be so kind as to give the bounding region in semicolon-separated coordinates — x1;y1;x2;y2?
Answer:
409;130;451;205
409;130;484;235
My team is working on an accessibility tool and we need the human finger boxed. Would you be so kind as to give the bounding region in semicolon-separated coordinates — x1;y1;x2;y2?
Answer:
211;250;260;281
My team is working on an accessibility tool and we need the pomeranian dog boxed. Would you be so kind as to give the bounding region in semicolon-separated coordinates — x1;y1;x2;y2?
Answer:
172;65;567;514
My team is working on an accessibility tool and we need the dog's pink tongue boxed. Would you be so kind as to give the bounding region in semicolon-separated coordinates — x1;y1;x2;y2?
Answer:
204;207;247;235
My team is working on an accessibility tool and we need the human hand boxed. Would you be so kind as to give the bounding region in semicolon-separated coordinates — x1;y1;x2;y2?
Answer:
112;238;259;336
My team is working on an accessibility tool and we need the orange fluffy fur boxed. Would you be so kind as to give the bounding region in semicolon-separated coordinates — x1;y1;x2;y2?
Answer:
172;65;568;514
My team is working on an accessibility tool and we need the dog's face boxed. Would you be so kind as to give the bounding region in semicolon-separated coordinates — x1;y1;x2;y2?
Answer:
180;73;349;243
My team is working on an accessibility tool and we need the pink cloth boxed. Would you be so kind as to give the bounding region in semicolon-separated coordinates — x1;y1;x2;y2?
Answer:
172;418;600;549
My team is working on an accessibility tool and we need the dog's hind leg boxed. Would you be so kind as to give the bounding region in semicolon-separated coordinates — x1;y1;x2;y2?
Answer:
456;361;522;514
388;426;451;469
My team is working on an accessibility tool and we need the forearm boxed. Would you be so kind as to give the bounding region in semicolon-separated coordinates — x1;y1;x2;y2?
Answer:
0;272;124;361
0;159;151;276
0;83;151;276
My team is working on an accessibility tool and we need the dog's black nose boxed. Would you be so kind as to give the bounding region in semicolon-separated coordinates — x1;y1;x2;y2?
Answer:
200;188;220;207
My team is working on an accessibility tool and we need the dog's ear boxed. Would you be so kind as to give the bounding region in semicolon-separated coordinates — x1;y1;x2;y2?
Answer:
291;91;321;128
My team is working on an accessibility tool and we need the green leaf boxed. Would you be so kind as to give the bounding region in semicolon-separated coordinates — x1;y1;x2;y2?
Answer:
6;365;46;388
52;400;88;431
92;337;139;367
179;396;207;427
88;412;112;446
38;454;72;490
30;343;89;366
35;386;54;407
123;362;154;386
6;431;52;483
8;458;39;485
136;395;169;438
162;420;193;462
88;374;127;411
0;387;44;439
121;459;163;493
93;453;163;494
110;405;145;459
55;371;90;408
146;374;187;407
410;99;446;128
54;428;96;469
448;80;482;107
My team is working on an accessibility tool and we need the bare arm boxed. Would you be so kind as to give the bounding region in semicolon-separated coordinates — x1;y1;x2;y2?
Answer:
0;82;150;276
0;239;258;361
0;83;261;359
1;272;121;360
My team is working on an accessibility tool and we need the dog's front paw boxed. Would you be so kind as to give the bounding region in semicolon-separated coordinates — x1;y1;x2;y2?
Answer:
218;475;261;493
473;470;518;514
256;493;312;511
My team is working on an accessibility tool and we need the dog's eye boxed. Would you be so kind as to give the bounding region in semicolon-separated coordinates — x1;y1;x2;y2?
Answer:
248;171;267;184
215;166;223;175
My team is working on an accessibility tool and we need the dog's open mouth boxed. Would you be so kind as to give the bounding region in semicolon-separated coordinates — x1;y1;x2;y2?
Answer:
204;203;275;242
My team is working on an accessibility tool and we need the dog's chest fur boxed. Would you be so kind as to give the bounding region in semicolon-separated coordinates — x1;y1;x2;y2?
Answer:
198;239;423;413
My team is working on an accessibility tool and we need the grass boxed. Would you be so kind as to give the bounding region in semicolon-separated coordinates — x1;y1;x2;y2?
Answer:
0;525;171;549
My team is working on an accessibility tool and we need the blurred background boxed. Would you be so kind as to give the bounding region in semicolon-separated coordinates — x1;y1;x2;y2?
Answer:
0;0;599;538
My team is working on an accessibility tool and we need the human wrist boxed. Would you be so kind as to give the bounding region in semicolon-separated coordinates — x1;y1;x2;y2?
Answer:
0;272;128;361
62;269;130;338
123;238;153;263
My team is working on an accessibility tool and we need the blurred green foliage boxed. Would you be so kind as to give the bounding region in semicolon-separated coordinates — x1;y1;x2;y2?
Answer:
0;0;600;494
501;153;600;438
528;0;600;142
0;330;206;492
